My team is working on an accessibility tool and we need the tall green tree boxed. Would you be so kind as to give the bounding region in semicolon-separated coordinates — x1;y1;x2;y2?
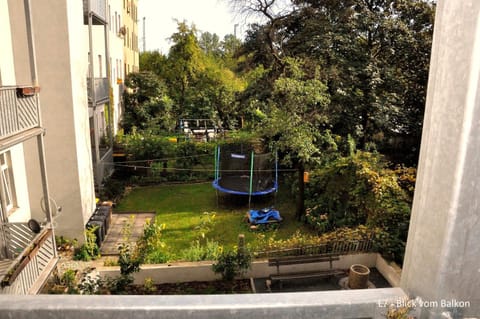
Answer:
165;21;206;118
258;57;331;217
139;50;168;77
199;32;222;58
122;71;175;133
232;0;435;164
288;0;434;161
138;23;246;127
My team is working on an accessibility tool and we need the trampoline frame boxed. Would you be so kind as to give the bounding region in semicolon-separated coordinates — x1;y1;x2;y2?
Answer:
212;145;278;206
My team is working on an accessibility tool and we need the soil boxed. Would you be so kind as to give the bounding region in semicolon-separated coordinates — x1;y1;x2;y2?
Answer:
126;279;252;295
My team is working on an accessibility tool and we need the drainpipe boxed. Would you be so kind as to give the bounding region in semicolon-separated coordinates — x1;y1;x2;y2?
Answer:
25;0;57;256
88;0;101;181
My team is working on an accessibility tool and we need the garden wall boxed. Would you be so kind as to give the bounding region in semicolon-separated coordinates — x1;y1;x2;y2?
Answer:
97;253;401;286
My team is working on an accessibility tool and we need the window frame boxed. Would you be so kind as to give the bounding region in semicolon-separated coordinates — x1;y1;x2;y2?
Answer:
0;151;17;218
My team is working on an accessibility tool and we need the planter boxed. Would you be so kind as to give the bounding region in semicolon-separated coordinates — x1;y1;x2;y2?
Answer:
348;264;370;289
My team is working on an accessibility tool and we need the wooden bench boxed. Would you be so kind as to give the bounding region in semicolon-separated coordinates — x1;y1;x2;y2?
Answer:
268;253;344;288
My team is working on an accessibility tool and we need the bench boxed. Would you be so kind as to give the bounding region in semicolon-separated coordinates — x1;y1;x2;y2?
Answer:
268;253;345;288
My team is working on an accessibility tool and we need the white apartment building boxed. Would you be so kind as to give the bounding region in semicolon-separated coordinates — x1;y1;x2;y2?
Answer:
8;0;129;243
0;0;133;294
0;0;57;294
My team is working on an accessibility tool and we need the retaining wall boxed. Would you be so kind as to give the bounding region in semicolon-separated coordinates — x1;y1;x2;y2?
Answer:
97;253;401;286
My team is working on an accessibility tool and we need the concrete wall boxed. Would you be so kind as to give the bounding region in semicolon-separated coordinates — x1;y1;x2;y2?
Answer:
375;254;401;288
21;0;96;242
98;253;379;285
400;1;480;317
0;288;407;319
6;0;31;86
0;0;15;86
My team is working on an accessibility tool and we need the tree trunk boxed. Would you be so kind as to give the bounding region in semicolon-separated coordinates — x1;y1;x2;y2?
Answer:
296;163;305;220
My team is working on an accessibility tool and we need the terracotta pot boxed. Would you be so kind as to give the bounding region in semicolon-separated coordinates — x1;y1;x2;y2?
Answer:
348;264;370;289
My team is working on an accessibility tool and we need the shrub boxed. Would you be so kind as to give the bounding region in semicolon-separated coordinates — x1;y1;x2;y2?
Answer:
212;249;251;282
74;227;100;261
251;226;376;256
304;151;412;263
180;239;223;262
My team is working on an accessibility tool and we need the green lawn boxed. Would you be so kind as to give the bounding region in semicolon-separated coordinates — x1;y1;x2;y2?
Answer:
115;182;314;257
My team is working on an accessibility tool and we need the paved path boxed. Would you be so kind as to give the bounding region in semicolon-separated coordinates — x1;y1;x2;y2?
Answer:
100;212;156;255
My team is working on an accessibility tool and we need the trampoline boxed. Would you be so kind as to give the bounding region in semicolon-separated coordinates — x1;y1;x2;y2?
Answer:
212;144;278;204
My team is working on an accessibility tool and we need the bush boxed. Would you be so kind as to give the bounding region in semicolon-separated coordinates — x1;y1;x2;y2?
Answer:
212;249;251;282
251;226;376;255
180;239;223;262
304;151;412;263
74;227;100;261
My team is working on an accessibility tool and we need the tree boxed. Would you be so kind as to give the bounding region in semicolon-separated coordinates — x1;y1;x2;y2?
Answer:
199;32;222;58
226;0;298;64
233;0;435;164
139;50;168;77
285;0;435;160
257;57;330;218
138;23;246;127
122;71;175;133
165;21;206;118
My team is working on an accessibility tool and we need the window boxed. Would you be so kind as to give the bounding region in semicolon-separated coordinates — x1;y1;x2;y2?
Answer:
0;152;16;218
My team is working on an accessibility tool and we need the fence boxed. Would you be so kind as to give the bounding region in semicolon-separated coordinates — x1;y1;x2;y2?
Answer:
253;238;374;259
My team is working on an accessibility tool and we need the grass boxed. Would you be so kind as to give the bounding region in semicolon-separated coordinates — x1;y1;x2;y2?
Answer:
114;181;315;258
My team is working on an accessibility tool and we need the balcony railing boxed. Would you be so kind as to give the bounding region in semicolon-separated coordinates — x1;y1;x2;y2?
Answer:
0;87;40;140
83;0;106;24
87;78;110;105
0;224;57;295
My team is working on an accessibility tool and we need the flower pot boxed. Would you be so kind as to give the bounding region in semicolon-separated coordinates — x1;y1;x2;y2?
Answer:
348;264;370;289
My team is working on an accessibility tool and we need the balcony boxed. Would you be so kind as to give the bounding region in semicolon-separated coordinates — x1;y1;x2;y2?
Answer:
83;0;107;25
0;87;40;141
87;78;110;106
93;146;113;187
0;224;57;294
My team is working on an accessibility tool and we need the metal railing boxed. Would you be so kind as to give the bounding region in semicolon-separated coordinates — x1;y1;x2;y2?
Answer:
0;87;40;139
253;239;374;259
95;147;114;186
87;78;110;105
0;226;56;294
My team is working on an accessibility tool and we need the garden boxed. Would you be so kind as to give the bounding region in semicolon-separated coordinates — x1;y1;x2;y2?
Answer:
47;0;434;300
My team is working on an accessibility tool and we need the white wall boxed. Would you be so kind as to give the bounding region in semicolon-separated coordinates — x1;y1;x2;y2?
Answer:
0;1;31;224
108;0;125;134
67;0;97;227
0;0;15;86
88;25;108;79
25;0;96;242
4;145;32;223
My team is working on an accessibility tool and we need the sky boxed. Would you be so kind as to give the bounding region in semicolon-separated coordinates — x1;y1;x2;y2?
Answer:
138;0;257;54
